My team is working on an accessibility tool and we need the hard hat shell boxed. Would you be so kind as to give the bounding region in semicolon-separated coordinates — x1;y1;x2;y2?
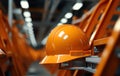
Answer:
41;24;90;64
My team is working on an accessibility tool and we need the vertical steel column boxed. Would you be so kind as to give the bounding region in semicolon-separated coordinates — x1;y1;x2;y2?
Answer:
8;0;13;27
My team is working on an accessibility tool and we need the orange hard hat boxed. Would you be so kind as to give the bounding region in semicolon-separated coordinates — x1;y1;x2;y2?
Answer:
41;24;90;64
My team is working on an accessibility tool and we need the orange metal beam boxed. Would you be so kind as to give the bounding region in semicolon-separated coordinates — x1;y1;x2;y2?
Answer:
94;17;120;76
93;37;109;46
94;0;120;39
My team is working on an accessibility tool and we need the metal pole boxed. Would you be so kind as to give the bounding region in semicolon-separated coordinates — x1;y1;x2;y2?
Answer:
8;0;13;27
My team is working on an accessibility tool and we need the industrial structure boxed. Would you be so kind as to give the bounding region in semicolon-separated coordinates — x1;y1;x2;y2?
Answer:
0;0;120;76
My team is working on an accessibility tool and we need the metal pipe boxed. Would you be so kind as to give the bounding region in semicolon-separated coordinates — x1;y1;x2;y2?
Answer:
8;0;13;27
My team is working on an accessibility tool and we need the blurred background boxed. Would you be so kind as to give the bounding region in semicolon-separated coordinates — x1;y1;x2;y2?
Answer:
0;0;99;49
2;0;119;76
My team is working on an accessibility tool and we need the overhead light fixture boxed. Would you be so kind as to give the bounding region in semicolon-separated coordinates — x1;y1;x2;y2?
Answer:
28;28;33;34
26;22;33;27
30;36;37;47
57;23;63;26
28;29;37;47
60;18;68;23
20;0;29;9
65;12;73;19
25;17;32;22
72;3;83;10
23;11;31;17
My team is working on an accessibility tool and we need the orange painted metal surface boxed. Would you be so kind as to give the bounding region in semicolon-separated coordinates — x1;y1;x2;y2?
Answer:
88;0;120;48
0;11;19;76
93;37;109;46
94;17;120;76
83;0;109;38
0;9;54;76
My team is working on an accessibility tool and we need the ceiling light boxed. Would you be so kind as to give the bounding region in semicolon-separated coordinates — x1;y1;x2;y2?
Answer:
28;31;37;47
72;3;83;10
20;0;29;9
57;23;63;26
23;11;31;17
60;18;68;23
26;22;33;27
25;17;32;22
65;12;73;19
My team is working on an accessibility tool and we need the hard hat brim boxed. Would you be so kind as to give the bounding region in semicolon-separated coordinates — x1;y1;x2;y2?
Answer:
40;53;91;64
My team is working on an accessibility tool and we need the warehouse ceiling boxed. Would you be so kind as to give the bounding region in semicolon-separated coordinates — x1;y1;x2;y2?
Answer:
0;0;99;48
